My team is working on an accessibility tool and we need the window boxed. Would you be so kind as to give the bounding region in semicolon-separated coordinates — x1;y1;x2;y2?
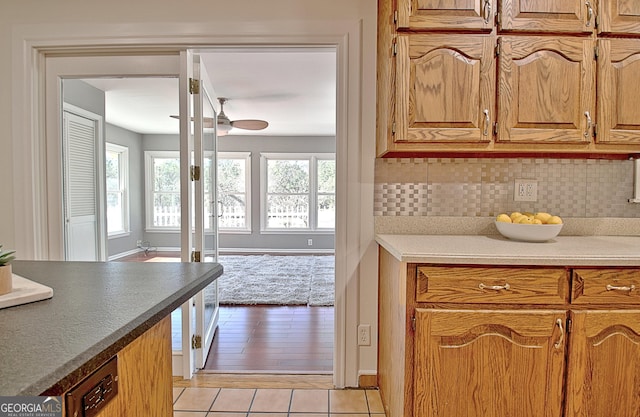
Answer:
261;153;336;232
105;143;129;236
218;152;251;232
145;151;251;232
145;151;181;230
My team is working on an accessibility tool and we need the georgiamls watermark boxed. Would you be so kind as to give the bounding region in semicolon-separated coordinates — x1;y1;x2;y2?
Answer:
0;396;62;417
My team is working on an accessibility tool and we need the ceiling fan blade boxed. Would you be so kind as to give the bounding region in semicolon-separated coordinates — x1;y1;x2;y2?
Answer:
231;119;269;130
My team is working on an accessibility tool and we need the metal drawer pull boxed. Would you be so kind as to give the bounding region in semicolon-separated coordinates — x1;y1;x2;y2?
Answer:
584;111;592;138
554;318;564;349
483;0;492;24
585;1;593;27
606;284;636;293
483;109;490;136
478;283;510;291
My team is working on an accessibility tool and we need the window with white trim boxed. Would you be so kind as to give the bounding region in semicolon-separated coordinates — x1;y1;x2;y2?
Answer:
105;143;129;236
144;151;251;232
261;153;335;232
218;152;251;232
145;151;181;230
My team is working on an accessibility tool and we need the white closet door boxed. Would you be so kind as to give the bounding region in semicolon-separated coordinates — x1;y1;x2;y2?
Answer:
63;110;100;261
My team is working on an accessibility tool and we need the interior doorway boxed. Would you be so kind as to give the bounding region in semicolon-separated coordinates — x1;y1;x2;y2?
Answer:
60;47;338;375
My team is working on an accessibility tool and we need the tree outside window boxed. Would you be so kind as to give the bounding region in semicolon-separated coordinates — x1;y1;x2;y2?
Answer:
218;152;251;231
317;159;336;229
145;152;181;229
262;153;335;231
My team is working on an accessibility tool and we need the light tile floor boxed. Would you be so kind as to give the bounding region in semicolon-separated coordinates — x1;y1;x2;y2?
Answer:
173;386;386;416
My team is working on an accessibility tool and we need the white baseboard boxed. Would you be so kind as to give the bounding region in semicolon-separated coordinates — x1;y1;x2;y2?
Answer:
109;247;334;260
219;248;335;255
108;248;144;260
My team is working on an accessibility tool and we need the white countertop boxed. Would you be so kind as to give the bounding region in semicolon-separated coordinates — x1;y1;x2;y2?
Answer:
376;234;640;266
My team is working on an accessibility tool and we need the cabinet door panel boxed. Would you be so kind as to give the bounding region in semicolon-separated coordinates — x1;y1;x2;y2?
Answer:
598;0;640;35
597;39;640;144
414;309;566;417
397;0;495;31
497;36;595;144
566;310;640;417
395;34;495;144
500;0;594;33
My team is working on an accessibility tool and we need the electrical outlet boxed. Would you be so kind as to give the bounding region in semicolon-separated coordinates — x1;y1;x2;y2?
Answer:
307;239;313;246
358;324;371;346
136;240;142;247
514;179;538;202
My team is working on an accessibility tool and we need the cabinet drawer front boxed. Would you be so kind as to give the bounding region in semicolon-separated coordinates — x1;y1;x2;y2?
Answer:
416;266;569;304
572;269;640;305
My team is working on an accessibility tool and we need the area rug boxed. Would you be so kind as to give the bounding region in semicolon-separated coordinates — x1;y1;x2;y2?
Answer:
216;254;335;306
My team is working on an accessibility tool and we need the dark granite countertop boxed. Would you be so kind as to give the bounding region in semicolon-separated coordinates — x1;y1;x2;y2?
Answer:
0;260;223;396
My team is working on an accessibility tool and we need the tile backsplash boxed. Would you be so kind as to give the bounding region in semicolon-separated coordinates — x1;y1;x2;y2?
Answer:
374;158;640;218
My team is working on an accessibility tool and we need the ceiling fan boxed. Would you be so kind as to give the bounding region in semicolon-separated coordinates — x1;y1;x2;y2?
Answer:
170;97;269;135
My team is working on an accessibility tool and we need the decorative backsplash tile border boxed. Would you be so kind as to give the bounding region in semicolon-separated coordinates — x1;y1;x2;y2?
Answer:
374;158;640;218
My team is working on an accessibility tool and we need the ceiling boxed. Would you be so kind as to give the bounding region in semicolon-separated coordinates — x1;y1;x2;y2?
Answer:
82;48;336;136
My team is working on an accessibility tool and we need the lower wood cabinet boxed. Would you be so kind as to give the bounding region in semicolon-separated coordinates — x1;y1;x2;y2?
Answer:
566;310;640;417
62;316;173;417
378;247;640;417
414;309;566;417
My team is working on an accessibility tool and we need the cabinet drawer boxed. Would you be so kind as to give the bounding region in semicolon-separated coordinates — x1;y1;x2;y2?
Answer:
572;269;640;305
416;266;569;305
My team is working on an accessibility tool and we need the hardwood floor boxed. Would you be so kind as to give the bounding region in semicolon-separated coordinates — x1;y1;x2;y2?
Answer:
204;305;334;373
114;251;334;373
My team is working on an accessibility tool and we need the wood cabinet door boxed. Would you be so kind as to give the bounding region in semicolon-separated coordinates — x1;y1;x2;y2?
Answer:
597;39;640;145
397;0;496;31
565;310;640;417
598;0;640;35
395;34;496;146
497;36;595;144
500;0;594;33
413;309;566;417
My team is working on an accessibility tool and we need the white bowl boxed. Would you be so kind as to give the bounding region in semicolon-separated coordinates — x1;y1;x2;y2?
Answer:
495;221;563;242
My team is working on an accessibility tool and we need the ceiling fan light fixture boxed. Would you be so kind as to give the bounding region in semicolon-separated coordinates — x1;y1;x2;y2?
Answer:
217;121;232;136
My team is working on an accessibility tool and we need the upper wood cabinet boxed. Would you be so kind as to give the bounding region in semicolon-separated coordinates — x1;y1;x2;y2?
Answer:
597;38;640;144
414;308;566;417
397;0;496;31
500;0;595;33
497;36;596;144
598;0;640;35
376;0;640;156
394;34;496;147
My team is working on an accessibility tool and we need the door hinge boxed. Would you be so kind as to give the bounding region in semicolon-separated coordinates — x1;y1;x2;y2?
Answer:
566;318;572;334
595;14;600;29
191;250;201;262
496;11;501;27
394;10;398;25
190;165;201;181
392;39;397;57
391;122;396;135
411;315;416;332
495;42;501;57
593;123;597;138
493;121;499;135
189;78;200;95
191;334;202;349
594;45;599;60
